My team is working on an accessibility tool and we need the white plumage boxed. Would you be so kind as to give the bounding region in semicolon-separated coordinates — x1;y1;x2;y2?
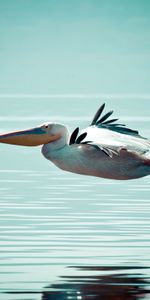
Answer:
0;103;150;180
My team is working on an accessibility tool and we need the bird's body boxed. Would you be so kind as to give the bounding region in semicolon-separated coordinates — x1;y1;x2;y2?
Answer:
41;125;150;180
0;103;150;180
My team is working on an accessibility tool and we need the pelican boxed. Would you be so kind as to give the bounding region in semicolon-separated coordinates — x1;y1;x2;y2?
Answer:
0;103;150;180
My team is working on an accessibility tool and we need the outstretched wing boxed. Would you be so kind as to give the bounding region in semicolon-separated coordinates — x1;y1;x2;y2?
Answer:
69;103;149;157
90;103;141;137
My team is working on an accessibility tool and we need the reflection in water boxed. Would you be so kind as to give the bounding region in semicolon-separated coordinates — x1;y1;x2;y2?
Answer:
42;266;150;300
1;98;150;299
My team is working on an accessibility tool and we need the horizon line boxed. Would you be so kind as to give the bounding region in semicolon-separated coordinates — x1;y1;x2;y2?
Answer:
0;93;150;99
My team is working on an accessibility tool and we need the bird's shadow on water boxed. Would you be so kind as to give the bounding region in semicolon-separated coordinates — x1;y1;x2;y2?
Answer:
4;265;150;300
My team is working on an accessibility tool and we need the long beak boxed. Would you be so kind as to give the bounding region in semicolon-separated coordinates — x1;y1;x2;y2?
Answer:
0;127;60;146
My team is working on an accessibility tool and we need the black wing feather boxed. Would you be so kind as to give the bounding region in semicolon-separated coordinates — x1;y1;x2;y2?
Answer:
102;118;119;125
108;126;139;135
97;110;113;124
69;127;79;145
90;103;142;138
69;128;87;145
76;132;87;144
90;103;105;125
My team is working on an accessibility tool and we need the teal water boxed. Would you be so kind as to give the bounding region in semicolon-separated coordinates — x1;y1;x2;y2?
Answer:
0;97;150;300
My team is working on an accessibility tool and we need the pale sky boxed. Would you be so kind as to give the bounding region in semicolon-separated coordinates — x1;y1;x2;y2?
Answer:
0;0;150;95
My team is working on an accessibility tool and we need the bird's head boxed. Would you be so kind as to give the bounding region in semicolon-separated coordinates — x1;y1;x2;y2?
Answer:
0;123;68;146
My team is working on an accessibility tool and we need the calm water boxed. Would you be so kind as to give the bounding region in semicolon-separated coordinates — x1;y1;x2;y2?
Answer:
0;97;150;300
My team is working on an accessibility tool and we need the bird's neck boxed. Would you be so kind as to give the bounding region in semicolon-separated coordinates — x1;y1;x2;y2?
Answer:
42;141;81;174
41;130;69;160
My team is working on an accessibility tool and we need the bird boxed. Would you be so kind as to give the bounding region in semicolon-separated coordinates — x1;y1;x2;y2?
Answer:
0;103;150;180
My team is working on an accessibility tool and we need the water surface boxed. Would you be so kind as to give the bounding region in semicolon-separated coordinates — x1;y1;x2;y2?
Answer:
0;97;150;300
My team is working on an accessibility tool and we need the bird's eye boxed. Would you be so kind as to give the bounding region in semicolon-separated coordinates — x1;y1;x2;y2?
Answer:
45;125;49;129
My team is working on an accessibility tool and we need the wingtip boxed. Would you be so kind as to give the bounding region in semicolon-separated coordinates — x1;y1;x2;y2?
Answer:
90;103;106;126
